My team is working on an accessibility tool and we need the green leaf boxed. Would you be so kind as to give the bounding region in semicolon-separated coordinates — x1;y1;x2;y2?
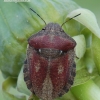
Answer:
67;8;100;38
93;76;100;88
73;35;86;59
55;91;77;100
2;77;27;100
73;47;98;86
92;35;100;74
0;70;5;100
73;67;98;86
17;66;31;96
84;48;96;73
71;80;100;100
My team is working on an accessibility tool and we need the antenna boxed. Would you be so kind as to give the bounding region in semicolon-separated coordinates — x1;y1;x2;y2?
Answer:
30;8;46;25
61;13;81;27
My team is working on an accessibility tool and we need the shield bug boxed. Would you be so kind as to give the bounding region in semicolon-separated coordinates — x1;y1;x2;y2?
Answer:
23;8;80;100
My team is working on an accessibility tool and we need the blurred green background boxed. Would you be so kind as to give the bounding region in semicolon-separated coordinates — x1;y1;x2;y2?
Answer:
74;0;100;26
0;0;100;100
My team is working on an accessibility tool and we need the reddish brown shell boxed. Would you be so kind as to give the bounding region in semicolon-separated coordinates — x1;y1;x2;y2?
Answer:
23;23;76;100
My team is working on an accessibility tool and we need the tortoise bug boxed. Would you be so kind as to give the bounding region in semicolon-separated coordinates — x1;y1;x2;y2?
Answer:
23;8;80;100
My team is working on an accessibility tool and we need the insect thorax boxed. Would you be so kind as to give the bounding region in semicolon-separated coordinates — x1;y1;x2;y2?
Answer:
37;48;63;59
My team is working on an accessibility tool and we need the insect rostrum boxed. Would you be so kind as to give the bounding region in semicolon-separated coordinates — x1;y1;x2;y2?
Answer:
23;23;76;100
